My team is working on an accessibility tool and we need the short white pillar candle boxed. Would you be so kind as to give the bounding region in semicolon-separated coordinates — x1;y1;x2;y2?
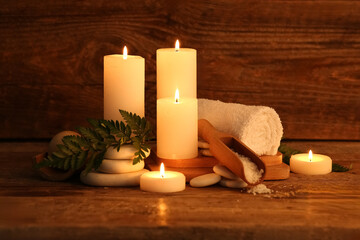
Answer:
157;89;198;159
140;163;186;193
156;40;196;99
290;150;332;175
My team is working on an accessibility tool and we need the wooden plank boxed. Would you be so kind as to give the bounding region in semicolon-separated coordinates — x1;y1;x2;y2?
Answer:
0;141;359;239
0;0;360;139
0;85;103;138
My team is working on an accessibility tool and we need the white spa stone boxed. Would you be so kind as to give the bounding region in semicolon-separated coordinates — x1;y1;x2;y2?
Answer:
104;145;150;160
219;178;248;188
98;159;144;174
213;164;239;180
198;140;210;149
189;173;221;187
199;149;213;157
80;169;149;187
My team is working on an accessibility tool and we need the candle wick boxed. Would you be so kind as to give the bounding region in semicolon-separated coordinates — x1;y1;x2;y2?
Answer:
175;98;179;103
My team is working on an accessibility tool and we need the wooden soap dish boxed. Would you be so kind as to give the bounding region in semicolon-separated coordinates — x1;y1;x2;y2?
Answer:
147;148;216;182
146;160;214;182
151;147;218;168
263;162;289;181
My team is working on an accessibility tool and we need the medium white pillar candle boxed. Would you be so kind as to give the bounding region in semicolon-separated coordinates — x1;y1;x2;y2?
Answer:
104;46;145;121
157;89;198;159
157;40;196;99
290;150;332;175
140;163;186;193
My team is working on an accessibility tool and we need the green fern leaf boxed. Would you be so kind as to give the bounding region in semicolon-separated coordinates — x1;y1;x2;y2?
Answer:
332;163;352;172
64;157;70;170
77;127;102;142
34;109;153;178
93;150;106;171
52;151;67;159
57;144;73;156
62;136;82;152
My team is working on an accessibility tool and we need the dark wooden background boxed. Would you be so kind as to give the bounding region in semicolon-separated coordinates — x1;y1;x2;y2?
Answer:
1;0;359;140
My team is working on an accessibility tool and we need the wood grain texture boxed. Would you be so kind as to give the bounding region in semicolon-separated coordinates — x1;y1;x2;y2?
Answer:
0;0;360;139
0;141;360;240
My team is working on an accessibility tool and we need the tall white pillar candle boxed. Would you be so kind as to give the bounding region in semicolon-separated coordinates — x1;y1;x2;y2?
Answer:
157;89;198;159
157;40;196;99
104;46;145;121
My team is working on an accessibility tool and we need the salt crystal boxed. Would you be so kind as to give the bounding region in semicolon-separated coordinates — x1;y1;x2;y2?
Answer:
247;184;272;195
232;151;263;184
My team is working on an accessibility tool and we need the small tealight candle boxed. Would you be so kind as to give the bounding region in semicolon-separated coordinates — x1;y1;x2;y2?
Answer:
290;150;332;175
140;163;186;193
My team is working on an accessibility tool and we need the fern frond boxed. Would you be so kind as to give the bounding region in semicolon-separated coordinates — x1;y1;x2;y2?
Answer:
34;109;153;177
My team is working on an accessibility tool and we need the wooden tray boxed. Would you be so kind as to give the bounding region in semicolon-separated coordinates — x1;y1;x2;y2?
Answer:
151;147;218;168
146;148;289;182
146;160;213;182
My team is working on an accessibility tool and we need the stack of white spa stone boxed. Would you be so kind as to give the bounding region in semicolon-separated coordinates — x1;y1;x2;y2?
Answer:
189;165;248;189
190;163;273;194
80;145;149;187
190;141;272;194
190;140;248;188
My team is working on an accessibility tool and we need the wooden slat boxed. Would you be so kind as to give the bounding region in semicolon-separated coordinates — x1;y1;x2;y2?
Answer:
0;0;359;139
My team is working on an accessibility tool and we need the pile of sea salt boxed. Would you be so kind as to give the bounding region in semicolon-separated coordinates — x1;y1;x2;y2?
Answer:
233;151;272;195
247;184;272;195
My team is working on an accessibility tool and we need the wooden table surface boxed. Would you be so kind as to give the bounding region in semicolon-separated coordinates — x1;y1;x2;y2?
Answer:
0;141;359;240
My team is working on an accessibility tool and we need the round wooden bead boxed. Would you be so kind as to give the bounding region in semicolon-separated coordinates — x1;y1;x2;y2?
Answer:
189;173;221;187
104;145;150;160
80;169;149;187
98;159;144;174
213;164;239;180
219;178;248;188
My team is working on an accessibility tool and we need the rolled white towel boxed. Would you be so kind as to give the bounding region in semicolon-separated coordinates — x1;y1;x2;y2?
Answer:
198;99;283;156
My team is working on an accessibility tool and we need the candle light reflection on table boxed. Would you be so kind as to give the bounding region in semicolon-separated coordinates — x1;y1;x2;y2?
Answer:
157;198;168;226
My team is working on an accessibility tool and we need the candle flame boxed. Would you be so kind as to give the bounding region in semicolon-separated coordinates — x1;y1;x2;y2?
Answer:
160;162;165;178
175;88;179;103
123;46;128;60
175;39;180;52
309;150;313;162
